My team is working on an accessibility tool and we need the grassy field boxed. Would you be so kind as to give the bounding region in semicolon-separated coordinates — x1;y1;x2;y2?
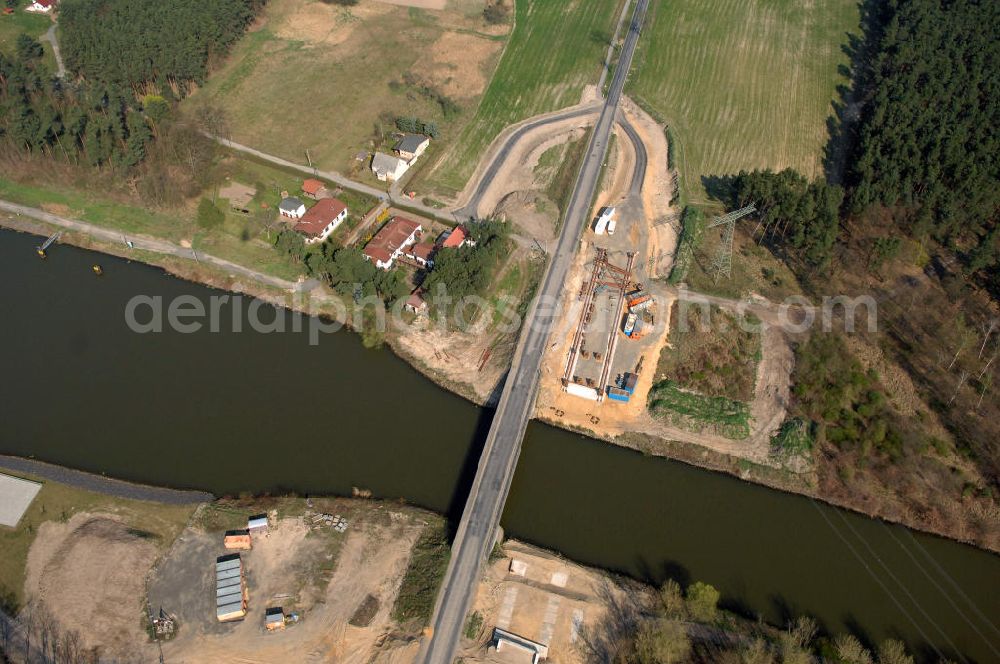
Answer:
648;381;751;440
628;0;859;203
0;1;56;69
419;0;625;196
0;472;196;611
186;0;507;182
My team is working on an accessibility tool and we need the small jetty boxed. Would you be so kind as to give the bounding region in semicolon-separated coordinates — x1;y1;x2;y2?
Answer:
35;231;62;258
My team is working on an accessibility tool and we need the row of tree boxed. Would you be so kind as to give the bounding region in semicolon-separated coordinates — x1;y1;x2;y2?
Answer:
621;579;949;664
60;0;265;91
730;169;844;268
423;220;509;302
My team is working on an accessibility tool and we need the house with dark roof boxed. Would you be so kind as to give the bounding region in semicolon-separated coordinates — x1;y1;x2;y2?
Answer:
363;217;422;270
278;196;306;220
293;197;348;244
393;134;430;163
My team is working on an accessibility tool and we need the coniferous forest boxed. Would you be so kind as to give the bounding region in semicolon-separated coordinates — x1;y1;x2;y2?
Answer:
0;0;265;174
60;0;265;88
850;0;1000;262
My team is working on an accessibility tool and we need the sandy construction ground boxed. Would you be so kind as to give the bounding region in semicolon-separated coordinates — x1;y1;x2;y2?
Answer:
153;509;425;664
458;540;652;664
530;96;796;466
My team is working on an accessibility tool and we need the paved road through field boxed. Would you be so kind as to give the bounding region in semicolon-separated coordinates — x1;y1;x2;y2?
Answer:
420;1;650;662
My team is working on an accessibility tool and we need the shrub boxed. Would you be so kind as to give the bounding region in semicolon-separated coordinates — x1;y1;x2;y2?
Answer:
684;581;719;623
196;198;224;229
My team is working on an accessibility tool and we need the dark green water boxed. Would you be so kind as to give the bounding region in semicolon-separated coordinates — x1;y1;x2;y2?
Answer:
1;229;997;662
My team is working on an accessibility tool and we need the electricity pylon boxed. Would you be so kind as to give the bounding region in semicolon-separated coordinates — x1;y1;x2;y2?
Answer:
708;204;756;280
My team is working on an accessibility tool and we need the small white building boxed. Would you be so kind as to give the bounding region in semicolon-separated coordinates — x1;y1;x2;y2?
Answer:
278;196;306;220
371;152;409;182
247;514;269;534
492;628;548;664
593;206;615;235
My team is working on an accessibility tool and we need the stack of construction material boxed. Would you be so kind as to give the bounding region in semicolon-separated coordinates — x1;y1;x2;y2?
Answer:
216;554;247;622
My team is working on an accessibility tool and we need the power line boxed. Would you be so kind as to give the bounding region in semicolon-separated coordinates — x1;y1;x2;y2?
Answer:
708;204;756;280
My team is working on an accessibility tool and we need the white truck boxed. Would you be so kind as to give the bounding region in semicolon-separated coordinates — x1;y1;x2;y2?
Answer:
594;206;616;235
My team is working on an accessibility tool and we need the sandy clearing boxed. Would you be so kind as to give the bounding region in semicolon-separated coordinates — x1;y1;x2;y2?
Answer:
25;512;161;659
459;540;650;664
375;0;447;9
413;31;502;100
274;0;394;47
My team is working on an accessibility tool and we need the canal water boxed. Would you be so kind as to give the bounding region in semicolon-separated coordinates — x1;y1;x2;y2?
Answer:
1;229;998;662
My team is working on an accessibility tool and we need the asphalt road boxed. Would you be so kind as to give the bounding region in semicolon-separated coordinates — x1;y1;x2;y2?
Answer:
419;1;650;662
454;103;601;220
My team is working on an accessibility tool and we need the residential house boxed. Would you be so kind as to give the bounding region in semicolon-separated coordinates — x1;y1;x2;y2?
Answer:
26;0;54;13
363;217;422;270
293;197;348;244
405;241;436;268
301;178;327;200
393;134;430;163
438;225;472;249
404;289;427;314
371;152;409;182
278;196;306;220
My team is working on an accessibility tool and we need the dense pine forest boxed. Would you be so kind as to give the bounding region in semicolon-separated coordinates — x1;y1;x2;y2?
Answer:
0;0;265;177
60;0;265;89
850;0;1000;267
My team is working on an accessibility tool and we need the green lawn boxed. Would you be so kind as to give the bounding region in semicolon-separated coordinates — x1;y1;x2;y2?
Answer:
0;2;57;71
419;0;625;196
0;176;193;241
628;0;859;203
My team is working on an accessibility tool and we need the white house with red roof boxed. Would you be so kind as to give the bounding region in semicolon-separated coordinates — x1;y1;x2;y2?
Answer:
293;198;348;244
363;217;422;270
26;0;55;13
